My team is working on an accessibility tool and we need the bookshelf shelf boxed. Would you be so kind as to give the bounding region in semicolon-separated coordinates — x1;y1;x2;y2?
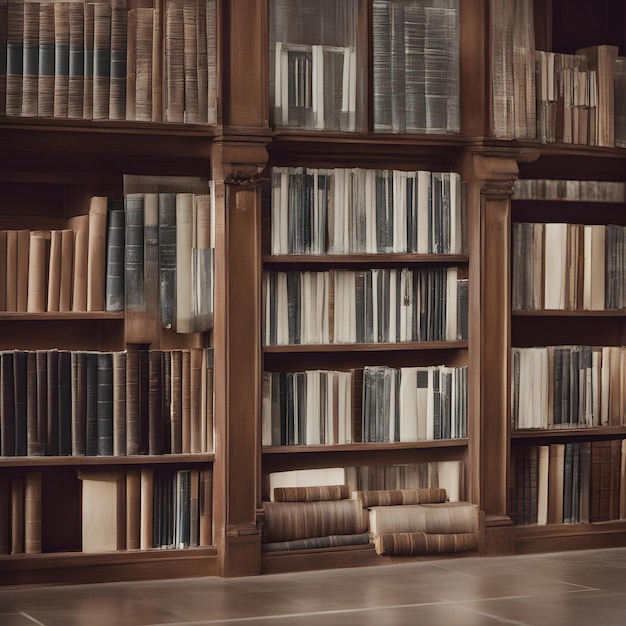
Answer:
511;428;626;441
262;439;468;454
0;312;125;321
263;254;469;267
0;454;215;468
263;341;468;354
512;310;626;317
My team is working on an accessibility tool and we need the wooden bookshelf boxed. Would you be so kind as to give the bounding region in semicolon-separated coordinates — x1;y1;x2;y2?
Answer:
1;0;626;585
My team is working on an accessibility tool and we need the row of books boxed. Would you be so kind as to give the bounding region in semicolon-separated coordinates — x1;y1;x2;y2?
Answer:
0;0;217;124
262;268;468;346
118;189;215;333
513;179;626;203
509;441;625;526
511;222;626;311
372;0;460;134
0;467;213;554
1;188;215;332
261;364;467;447
491;0;626;148
269;0;460;134
0;347;214;458
267;461;464;503
511;346;626;431
270;167;465;255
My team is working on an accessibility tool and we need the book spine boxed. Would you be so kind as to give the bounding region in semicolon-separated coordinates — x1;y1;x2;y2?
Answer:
96;353;114;456
112;351;127;457
159;193;177;329
45;350;59;456
53;1;70;119
85;352;98;456
57;350;72;456
124;194;145;312
24;472;42;554
0;351;16;456
148;350;163;456
125;348;140;456
68;2;85;119
109;0;127;120
105;204;126;312
21;2;39;118
92;2;112;120
71;351;87;456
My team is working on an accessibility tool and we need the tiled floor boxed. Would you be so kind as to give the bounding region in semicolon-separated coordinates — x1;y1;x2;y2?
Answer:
1;548;626;625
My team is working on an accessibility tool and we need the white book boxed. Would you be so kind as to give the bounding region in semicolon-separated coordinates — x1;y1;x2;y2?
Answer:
417;171;431;253
543;222;567;309
399;367;418;442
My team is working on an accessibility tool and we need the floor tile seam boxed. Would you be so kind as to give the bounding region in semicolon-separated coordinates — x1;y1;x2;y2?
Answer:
460;603;535;626
16;609;47;626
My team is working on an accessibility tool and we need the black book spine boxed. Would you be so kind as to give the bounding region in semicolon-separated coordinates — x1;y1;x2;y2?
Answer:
71;351;87;456
1;351;16;456
34;351;48;456
46;350;59;456
13;351;27;456
139;346;150;455
96;352;113;456
159;193;177;329
85;352;99;456
57;351;72;456
105;202;126;311
148;350;163;455
124;193;145;311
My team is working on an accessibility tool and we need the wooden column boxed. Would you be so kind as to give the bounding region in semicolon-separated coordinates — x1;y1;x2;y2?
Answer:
212;0;270;577
465;149;519;555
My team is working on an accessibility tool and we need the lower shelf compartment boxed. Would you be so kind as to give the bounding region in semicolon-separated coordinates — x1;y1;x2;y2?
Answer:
0;546;218;587
260;542;478;575
514;521;626;555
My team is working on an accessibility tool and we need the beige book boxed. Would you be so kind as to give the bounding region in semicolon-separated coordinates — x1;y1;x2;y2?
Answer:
11;475;24;554
68;214;89;312
26;231;50;313
548;443;565;524
176;193;194;333
583;225;606;310
140;468;154;550
79;470;126;552
59;229;75;312
126;469;141;550
620;439;626;519
369;502;479;536
47;230;63;312
16;229;30;312
537;445;550;525
5;230;17;312
24;472;42;554
87;197;108;311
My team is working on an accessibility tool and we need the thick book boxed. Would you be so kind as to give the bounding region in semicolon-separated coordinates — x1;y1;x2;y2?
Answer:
126;469;141;549
352;488;448;508
109;0;127;120
57;350;72;456
143;194;160;322
83;1;94;119
6;0;24;117
374;531;478;556
24;472;42;554
59;230;74;312
71;351;87;456
68;2;85;119
92;1;112;120
79;470;126;552
148;350;163;456
11;474;24;554
26;231;50;313
96;352;114;456
14;350;28;456
105;203;126;312
368;501;479;535
159;193;177;329
45;350;59;456
68;214;89;312
87;197;109;312
47;231;62;312
124;193;145;312
261;499;369;544
164;0;185;123
262;532;370;552
21;1;40;118
85;352;99;456
53;1;70;119
175;193;194;333
273;485;350;503
140;467;154;549
112;351;127;456
199;467;213;546
0;351;16;456
125;348;140;456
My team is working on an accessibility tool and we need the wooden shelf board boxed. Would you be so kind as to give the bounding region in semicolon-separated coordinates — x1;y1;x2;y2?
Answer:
263;439;468;454
263;254;469;266
513;310;626;317
0;312;125;321
0;547;218;586
261;542;478;575
511;427;626;440
513;521;626;555
0;454;215;468
264;341;468;354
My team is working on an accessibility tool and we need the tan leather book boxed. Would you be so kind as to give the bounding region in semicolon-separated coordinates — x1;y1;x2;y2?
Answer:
59;229;75;312
126;469;141;550
47;230;62;312
87;197;108;312
24;472;42;554
68;214;89;312
26;231;50;313
140;468;154;550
